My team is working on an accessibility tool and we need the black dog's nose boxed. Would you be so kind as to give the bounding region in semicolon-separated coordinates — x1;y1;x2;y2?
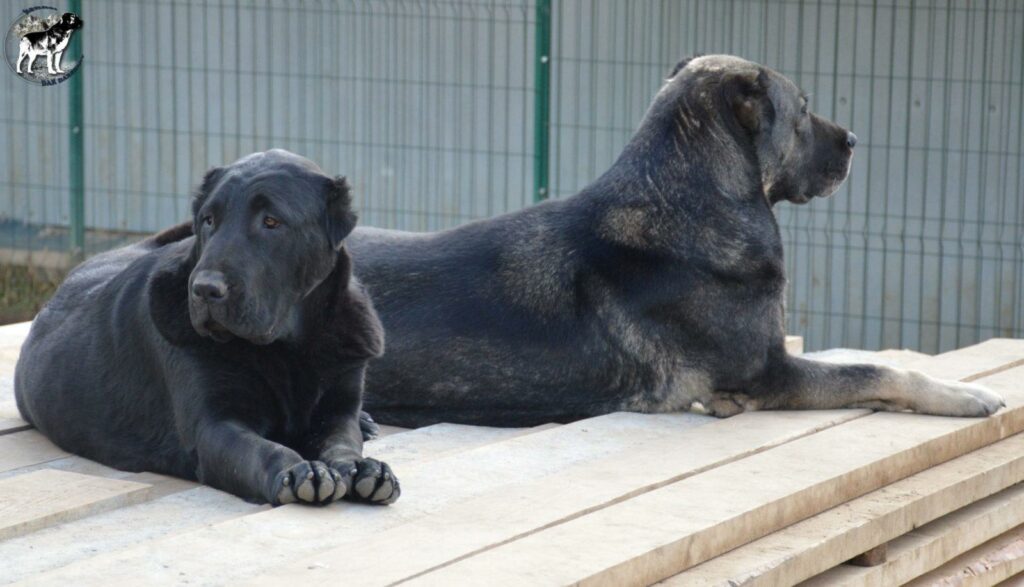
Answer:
192;271;228;302
846;131;858;148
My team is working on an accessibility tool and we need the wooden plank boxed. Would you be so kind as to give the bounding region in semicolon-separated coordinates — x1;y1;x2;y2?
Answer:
0;469;152;540
0;416;30;435
0;321;31;372
0;430;67;473
0;373;20;424
848;544;887;567
250;410;865;587
785;335;804;355
375;424;409;437
20;411;723;585
802;483;1024;586
366;422;558;465
994;571;1024;586
0;322;30;380
0;423;536;581
404;364;1024;587
904;526;1024;587
902;338;1024;382
669;433;1024;586
0;485;264;584
19;345;1023;585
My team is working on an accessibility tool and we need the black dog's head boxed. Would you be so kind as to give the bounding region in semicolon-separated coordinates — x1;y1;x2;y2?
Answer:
58;12;83;31
188;149;356;345
664;54;856;205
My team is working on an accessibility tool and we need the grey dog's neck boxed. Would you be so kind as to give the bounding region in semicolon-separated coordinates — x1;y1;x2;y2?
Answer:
572;92;780;259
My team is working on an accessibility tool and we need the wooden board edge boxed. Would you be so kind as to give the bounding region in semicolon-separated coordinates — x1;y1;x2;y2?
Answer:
903;525;1024;587
0;470;154;541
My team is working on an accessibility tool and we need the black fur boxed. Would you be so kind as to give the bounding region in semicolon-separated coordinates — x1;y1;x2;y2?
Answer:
348;55;1002;427
15;149;398;506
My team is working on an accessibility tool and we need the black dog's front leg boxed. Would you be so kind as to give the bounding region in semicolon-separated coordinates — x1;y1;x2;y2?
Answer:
194;420;347;505
306;365;400;505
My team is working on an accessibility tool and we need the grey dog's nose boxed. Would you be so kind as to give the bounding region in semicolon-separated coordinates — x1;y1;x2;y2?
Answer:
846;131;858;148
192;271;228;302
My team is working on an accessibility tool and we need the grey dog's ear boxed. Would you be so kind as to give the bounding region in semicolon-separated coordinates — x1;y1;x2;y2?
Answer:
724;69;773;134
325;176;358;251
667;54;704;79
191;166;225;220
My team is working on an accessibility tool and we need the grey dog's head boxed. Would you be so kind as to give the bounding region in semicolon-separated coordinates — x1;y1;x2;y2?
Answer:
661;54;857;205
188;149;356;344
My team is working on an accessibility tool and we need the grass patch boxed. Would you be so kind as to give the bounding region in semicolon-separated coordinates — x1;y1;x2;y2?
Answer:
0;264;65;325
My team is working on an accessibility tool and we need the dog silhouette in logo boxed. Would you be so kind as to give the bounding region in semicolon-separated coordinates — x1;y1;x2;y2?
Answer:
15;12;83;76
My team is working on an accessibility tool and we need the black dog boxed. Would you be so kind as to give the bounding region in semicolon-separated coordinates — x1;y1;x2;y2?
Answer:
15;12;83;76
15;150;399;506
348;55;1003;427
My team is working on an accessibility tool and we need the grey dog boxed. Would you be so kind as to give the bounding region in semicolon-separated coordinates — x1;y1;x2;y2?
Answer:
348;54;1004;427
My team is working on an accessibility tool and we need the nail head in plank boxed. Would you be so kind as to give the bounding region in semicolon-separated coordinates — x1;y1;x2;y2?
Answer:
0;469;152;540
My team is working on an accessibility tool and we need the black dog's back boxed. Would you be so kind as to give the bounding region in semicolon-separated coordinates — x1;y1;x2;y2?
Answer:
15;236;196;479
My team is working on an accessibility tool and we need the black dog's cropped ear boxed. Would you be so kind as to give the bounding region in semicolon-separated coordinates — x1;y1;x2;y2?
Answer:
724;69;773;134
191;166;225;219
325;176;358;251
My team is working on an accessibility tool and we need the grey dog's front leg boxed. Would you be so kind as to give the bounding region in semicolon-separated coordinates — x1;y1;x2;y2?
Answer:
747;355;1005;417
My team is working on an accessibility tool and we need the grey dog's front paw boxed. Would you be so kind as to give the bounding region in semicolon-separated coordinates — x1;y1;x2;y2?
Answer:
950;382;1005;417
271;460;347;506
334;458;400;505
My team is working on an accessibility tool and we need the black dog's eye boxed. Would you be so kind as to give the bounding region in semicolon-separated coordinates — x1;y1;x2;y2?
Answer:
202;215;213;227
263;216;281;229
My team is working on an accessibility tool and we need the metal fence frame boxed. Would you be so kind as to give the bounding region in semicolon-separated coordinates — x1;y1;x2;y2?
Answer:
4;0;1023;353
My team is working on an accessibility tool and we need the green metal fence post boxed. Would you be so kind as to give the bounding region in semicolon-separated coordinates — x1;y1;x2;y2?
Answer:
533;0;552;202
67;0;85;262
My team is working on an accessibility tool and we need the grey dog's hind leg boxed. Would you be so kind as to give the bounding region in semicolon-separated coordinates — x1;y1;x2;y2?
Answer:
745;355;1004;417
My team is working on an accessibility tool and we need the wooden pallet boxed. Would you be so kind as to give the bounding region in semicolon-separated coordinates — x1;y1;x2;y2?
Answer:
1;321;1022;586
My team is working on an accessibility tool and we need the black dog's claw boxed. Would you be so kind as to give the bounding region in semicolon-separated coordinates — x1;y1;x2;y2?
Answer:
343;458;400;505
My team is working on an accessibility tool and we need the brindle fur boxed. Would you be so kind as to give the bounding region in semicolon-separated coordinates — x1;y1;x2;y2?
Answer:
348;55;1003;427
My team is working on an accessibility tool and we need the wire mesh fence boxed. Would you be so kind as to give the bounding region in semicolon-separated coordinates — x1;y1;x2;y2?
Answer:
2;0;1022;353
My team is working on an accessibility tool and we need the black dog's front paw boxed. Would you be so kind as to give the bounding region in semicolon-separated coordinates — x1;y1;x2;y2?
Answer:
330;457;400;505
271;460;347;506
